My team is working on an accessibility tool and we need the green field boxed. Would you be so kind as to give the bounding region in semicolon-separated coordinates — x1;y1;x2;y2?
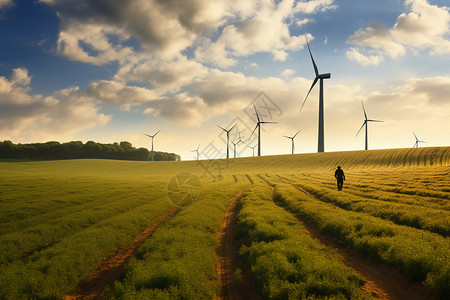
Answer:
0;147;449;299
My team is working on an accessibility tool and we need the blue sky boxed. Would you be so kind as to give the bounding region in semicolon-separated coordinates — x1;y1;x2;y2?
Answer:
0;0;449;160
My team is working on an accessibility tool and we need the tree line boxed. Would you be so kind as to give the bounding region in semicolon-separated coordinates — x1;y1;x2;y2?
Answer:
0;140;180;161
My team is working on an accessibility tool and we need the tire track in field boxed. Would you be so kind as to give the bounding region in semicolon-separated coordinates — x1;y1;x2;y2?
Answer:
215;190;262;300
271;187;437;300
65;207;180;300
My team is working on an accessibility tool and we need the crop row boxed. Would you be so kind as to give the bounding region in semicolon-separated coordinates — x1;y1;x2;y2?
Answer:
272;182;449;299
0;189;173;299
235;182;372;299
273;169;450;237
107;177;246;299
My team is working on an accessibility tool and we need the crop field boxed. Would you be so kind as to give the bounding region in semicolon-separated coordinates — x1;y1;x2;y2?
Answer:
0;147;449;299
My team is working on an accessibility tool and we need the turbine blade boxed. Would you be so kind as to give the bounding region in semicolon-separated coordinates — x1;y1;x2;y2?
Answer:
282;135;290;139
217;125;226;132
248;124;258;140
413;131;418;140
306;36;319;76
367;119;383;122
356;121;366;137
253;104;260;123
300;77;318;112
197;144;200;151
143;133;152;138
154;129;161;137
361;101;368;120
293;130;301;138
229;123;237;132
260;121;278;124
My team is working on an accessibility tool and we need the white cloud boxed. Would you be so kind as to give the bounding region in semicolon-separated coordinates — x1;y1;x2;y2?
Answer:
114;55;208;94
346;48;384;66
10;68;31;86
347;0;450;65
347;24;406;58
143;93;210;127
294;0;337;14
281;69;295;78
296;18;312;27
0;68;111;141
42;0;335;68
86;80;159;110
194;0;313;65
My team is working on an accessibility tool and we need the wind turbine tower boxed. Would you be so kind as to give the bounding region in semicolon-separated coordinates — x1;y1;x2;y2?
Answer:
283;130;301;154
249;104;277;156
413;132;426;148
230;132;243;158
218;124;236;159
300;36;331;153
144;129;161;161
356;101;383;150
191;144;200;160
247;143;257;157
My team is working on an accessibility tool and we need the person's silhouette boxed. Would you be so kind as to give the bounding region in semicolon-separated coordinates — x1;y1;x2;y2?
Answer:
334;166;345;191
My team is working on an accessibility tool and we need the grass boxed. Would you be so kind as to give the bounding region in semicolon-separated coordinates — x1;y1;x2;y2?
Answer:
236;183;371;299
0;146;448;299
107;177;247;299
272;183;449;298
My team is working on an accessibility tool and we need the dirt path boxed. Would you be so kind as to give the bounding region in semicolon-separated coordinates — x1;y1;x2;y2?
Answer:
271;187;437;300
65;207;180;300
215;190;262;300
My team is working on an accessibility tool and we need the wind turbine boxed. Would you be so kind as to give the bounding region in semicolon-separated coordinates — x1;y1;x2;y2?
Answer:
144;129;161;161
191;144;200;160
218;123;236;159
283;130;301;154
356;101;383;150
249;104;277;156
300;36;331;153
230;132;243;158
246;143;257;157
413;132;426;148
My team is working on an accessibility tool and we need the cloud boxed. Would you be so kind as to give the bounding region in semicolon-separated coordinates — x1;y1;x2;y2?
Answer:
347;0;450;65
281;69;295;78
0;68;110;141
113;55;208;94
347;24;406;58
41;0;336;67
194;0;314;66
86;80;159;110
0;0;13;10
294;0;337;14
346;47;384;66
296;18;312;27
143;93;210;127
361;76;450;121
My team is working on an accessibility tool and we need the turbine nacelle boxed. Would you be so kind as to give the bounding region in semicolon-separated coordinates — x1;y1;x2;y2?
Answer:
319;73;331;79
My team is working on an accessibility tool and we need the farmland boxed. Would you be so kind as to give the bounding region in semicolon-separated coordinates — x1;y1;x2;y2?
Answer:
0;147;449;299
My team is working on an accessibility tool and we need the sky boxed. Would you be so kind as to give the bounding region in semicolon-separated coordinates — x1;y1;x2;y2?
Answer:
0;0;449;160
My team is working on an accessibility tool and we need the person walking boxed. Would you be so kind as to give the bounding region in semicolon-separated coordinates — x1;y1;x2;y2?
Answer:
335;166;345;191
